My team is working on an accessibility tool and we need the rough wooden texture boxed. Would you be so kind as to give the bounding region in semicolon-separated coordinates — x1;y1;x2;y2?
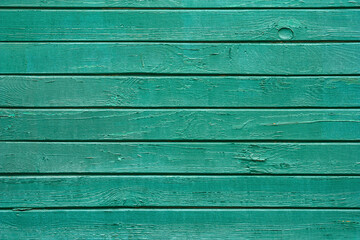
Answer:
1;10;359;41
1;76;360;107
1;210;360;239
1;109;359;140
1;0;359;8
1;2;359;239
1;142;359;174
2;209;359;239
1;43;359;74
1;176;359;208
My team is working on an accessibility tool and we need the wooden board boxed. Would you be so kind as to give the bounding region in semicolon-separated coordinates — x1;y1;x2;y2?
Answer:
1;109;359;140
1;210;359;239
1;142;359;174
1;10;360;41
1;76;359;107
1;43;359;74
2;209;359;239
1;176;359;208
1;0;359;8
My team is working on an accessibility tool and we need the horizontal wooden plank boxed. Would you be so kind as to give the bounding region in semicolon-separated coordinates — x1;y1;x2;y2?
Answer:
1;109;359;140
1;176;359;208
1;10;359;41
1;210;359;239
1;43;359;74
1;0;359;8
1;76;360;107
1;142;359;174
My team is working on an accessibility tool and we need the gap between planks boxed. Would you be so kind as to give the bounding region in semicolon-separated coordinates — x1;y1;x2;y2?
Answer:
1;107;360;109
1;41;360;43
1;173;360;177
2;140;359;142
5;207;360;211
2;40;360;43
1;7;360;10
1;73;360;76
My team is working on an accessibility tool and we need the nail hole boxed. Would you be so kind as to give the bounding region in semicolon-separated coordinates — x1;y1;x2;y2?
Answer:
278;28;294;40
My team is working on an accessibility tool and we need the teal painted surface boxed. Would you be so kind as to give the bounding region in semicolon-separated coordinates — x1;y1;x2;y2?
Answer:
0;2;359;239
1;210;359;239
1;109;359;140
1;10;360;41
1;0;359;8
1;76;359;107
1;176;359;208
1;43;360;74
1;142;359;174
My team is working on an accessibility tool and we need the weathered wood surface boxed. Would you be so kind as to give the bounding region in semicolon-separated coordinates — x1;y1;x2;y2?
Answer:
1;109;359;140
1;10;359;41
0;2;359;239
1;43;359;74
1;0;359;8
1;142;359;174
1;176;359;208
2;76;360;107
1;210;359;239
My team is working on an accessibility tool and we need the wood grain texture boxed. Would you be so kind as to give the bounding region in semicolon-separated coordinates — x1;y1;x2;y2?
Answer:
0;2;359;240
1;176;359;208
1;43;359;74
1;0;359;8
1;210;360;239
1;10;359;41
1;109;359;140
1;76;360;107
1;142;359;174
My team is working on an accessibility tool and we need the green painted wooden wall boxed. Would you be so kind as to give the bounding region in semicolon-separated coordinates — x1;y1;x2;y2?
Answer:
0;1;359;239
